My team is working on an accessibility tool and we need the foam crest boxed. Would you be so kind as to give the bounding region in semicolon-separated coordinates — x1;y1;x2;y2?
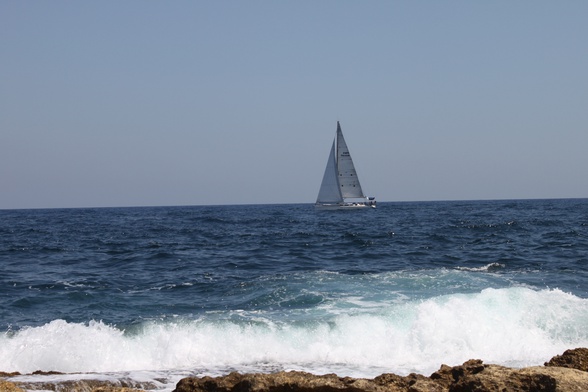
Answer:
1;287;587;377
456;262;505;272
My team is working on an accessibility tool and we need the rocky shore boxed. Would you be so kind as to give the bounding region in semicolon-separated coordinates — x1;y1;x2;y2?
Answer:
2;348;588;392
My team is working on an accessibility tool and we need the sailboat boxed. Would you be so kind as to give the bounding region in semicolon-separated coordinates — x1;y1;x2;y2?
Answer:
315;122;376;209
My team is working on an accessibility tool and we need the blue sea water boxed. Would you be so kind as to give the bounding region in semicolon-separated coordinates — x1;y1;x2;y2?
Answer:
1;199;588;390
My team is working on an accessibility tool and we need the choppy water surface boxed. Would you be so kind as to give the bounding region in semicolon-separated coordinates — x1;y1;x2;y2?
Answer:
1;199;587;390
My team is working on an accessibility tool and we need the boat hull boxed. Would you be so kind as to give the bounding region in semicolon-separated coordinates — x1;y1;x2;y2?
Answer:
314;202;376;210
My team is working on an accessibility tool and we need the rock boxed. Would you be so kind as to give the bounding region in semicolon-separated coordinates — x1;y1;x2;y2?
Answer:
10;378;151;392
173;370;450;392
429;359;486;390
31;370;64;375
0;373;20;379
0;379;25;392
4;348;588;392
545;348;588;372
450;365;553;392
174;371;381;392
173;349;588;392
432;363;588;392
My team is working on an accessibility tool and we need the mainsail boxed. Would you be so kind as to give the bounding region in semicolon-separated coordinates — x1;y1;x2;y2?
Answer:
335;123;365;199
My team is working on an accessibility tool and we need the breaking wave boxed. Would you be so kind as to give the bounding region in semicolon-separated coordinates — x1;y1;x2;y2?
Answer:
2;287;587;378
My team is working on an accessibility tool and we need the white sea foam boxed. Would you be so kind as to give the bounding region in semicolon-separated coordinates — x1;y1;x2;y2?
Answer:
456;262;505;272
1;287;587;385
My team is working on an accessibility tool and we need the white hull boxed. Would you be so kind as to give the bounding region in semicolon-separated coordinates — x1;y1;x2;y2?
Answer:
314;202;376;210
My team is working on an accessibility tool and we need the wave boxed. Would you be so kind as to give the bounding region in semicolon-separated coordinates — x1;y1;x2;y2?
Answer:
2;287;587;378
456;262;505;272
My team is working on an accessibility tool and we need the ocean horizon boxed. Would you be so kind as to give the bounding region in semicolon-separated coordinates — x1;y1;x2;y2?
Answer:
4;196;588;212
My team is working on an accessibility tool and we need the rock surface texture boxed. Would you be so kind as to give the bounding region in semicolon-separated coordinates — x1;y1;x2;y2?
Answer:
545;348;588;372
173;348;588;392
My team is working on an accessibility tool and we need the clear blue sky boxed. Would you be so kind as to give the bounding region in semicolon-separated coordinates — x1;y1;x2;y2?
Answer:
2;1;587;209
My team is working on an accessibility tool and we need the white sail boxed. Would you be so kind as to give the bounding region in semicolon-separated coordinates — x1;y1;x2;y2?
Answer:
316;139;343;204
315;122;375;209
335;124;365;199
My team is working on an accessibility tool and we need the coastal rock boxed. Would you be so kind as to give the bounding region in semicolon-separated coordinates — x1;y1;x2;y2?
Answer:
173;349;588;392
447;365;588;391
0;373;21;379
5;378;150;392
1;370;148;391
174;371;400;392
0;379;25;392
545;348;588;372
4;349;588;392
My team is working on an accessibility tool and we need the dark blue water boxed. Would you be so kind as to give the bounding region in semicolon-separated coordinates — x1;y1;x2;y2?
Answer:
1;199;588;389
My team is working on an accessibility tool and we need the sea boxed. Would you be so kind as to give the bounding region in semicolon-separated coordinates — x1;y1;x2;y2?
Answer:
1;199;588;391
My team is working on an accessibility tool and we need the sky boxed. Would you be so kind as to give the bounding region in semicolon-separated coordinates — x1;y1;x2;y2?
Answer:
1;1;587;209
